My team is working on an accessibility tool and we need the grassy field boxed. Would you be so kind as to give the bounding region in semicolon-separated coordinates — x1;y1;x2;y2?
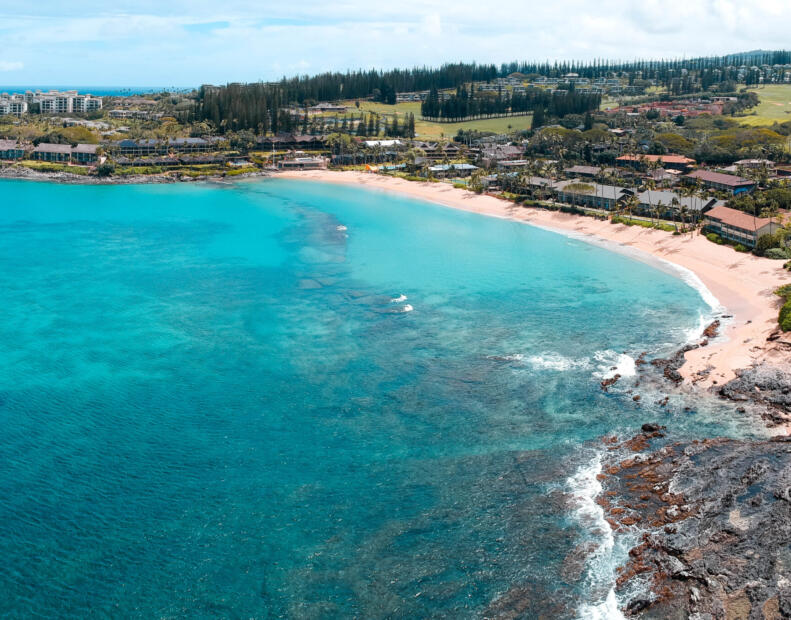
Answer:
341;100;532;139
738;85;791;126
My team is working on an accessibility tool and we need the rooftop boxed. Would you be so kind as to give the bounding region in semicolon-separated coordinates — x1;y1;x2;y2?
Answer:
72;143;99;153
686;169;754;187
637;190;717;212
34;143;72;154
617;154;696;165
564;165;601;175
705;205;773;232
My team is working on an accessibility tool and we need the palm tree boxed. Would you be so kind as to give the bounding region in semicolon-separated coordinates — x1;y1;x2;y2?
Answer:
623;194;639;223
679;205;690;233
644;179;657;225
656;200;666;227
670;196;680;232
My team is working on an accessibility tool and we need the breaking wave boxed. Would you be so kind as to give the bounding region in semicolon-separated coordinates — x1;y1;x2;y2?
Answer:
594;350;636;380
526;353;591;372
568;453;632;620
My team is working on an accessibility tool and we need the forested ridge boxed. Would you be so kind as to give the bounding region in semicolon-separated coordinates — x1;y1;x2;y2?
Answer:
192;51;791;132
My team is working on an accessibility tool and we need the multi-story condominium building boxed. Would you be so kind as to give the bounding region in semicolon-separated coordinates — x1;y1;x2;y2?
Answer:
703;205;780;247
72;95;103;113
0;99;28;116
10;90;103;115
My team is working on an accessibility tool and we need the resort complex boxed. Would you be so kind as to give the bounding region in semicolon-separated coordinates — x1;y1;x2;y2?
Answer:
1;68;790;257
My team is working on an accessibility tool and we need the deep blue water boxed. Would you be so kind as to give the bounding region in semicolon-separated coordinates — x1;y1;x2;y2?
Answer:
0;178;752;618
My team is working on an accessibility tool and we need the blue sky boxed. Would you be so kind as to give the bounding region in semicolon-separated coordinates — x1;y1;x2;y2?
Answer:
1;0;790;87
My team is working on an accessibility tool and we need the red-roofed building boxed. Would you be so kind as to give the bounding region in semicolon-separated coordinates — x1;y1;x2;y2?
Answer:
616;154;696;172
703;205;779;247
685;170;756;195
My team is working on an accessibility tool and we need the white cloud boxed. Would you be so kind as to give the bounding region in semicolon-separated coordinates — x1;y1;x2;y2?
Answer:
0;1;790;84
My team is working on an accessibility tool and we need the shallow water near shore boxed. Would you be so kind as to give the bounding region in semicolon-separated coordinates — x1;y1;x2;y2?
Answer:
0;177;759;617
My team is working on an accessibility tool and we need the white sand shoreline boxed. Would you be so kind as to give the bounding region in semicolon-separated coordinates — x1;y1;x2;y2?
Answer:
275;169;791;395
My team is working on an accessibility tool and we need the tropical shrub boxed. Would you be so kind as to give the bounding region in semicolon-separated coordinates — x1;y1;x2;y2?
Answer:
764;247;788;260
706;232;724;244
754;231;787;257
779;299;791;331
96;162;115;177
733;244;749;253
776;286;791;332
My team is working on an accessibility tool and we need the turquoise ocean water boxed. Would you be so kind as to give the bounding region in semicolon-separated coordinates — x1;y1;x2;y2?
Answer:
0;178;753;618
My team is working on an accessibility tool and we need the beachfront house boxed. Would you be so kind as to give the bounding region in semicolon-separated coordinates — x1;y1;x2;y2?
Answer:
703;205;780;247
32;143;73;163
684;170;756;195
277;156;327;170
71;144;99;164
636;190;720;222
427;163;478;178
0;139;26;160
554;180;634;210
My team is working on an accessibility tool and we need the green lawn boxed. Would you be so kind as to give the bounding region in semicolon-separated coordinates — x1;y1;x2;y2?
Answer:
739;85;791;126
342;100;532;139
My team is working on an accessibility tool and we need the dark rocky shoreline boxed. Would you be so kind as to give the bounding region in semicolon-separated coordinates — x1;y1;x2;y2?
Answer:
592;317;791;617
597;427;791;618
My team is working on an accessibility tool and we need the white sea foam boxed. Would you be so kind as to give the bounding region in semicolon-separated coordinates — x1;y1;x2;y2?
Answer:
568;454;630;620
579;589;627;620
526;353;590;372
401;304;414;313
684;312;709;344
594;350;636;379
391;294;408;303
336;225;348;231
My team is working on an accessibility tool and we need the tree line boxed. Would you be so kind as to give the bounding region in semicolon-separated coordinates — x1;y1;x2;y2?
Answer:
190;51;789;133
420;86;601;122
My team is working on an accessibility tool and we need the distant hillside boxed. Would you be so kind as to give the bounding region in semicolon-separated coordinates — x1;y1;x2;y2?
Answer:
191;51;791;133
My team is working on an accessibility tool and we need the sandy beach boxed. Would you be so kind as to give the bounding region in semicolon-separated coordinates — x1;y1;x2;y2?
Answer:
278;169;791;392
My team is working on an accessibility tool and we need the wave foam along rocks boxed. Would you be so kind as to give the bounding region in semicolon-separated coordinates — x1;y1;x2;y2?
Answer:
390;294;408;303
568;453;629;620
594;350;636;380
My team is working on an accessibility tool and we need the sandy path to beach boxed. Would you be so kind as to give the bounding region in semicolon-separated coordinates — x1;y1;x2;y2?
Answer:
277;170;791;389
